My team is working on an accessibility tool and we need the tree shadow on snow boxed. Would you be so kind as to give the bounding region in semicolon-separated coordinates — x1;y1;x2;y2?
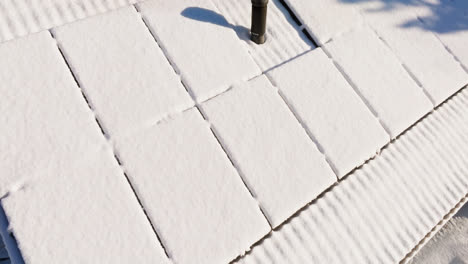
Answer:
0;201;24;264
339;0;468;34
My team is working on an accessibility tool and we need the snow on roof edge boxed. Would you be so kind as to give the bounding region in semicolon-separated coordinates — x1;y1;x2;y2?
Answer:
0;0;144;44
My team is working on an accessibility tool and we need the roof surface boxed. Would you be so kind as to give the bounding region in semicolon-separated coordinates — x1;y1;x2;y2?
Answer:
0;0;467;263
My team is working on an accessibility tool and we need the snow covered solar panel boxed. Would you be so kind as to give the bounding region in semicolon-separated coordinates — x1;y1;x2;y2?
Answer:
235;86;468;264
0;0;467;263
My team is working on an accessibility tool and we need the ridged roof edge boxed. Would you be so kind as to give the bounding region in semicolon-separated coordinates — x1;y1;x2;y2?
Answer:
0;0;142;43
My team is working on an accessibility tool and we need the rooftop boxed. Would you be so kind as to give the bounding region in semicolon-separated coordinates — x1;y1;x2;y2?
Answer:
0;0;467;263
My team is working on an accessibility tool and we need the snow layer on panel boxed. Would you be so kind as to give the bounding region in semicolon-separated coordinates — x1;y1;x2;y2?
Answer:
115;108;270;264
413;0;468;72
52;6;193;140
325;27;433;138
0;0;144;43
0;31;104;197
236;87;468;264
210;0;313;71
267;49;389;178
201;75;336;227
3;147;169;264
0;31;168;264
357;3;468;105
136;0;261;102
282;0;363;45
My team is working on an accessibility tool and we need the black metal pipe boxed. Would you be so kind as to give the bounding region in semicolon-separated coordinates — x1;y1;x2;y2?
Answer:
251;0;268;44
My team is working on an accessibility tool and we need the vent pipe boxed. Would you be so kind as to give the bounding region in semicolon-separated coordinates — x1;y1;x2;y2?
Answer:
251;0;268;44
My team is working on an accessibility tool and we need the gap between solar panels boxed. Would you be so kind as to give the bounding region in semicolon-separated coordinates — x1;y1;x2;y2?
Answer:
48;27;173;260
275;0;319;46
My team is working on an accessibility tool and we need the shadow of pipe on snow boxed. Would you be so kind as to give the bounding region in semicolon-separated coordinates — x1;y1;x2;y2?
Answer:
181;7;251;42
0;201;25;264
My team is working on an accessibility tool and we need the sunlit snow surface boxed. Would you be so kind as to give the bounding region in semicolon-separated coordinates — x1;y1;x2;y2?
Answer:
0;0;467;263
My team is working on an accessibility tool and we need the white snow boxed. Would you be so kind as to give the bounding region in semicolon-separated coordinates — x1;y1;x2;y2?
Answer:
0;31;102;197
282;0;468;105
0;0;146;43
267;48;389;177
136;0;261;102
413;1;468;72
0;0;468;263
0;31;169;264
201;75;337;227
357;3;468;105
3;147;170;264
235;87;468;264
325;27;433;138
52;6;194;140
115;108;270;264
